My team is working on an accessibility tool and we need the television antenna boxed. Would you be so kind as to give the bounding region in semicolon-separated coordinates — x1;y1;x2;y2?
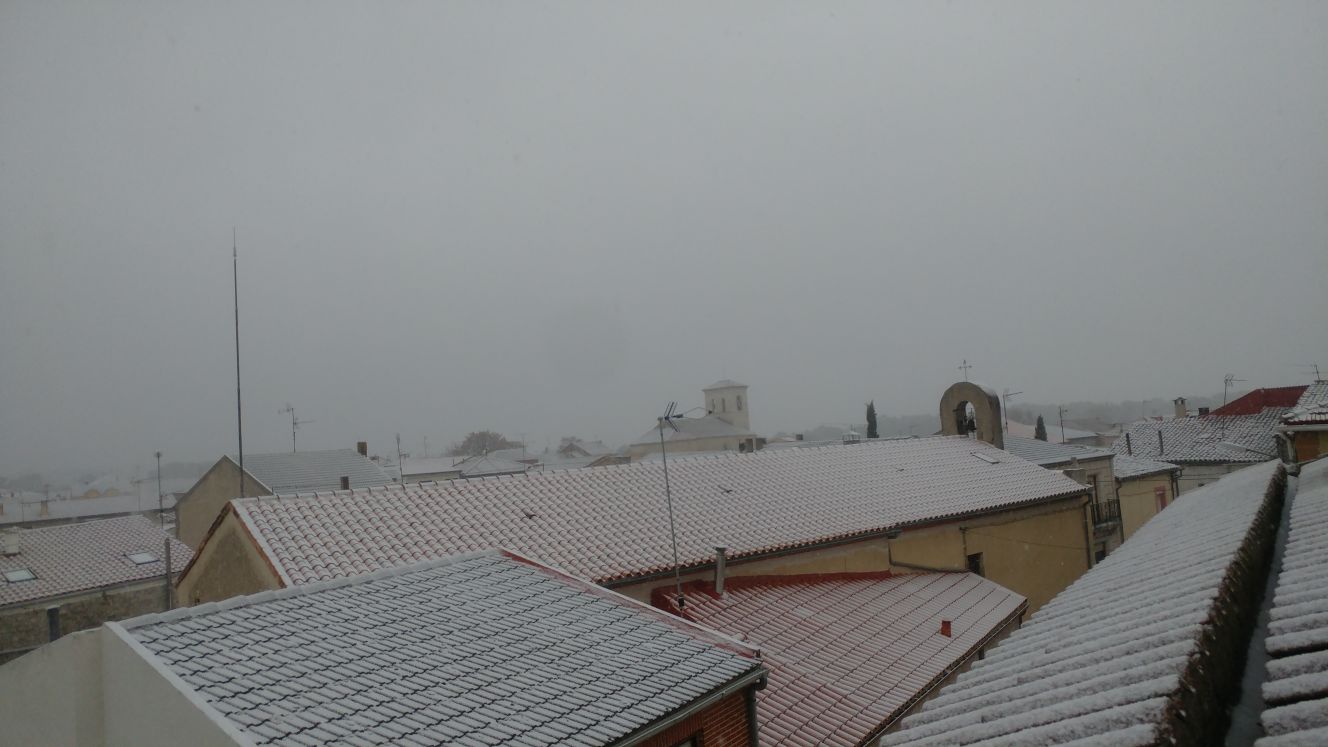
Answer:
278;404;314;453
1001;389;1023;433
1223;374;1247;407
656;401;706;611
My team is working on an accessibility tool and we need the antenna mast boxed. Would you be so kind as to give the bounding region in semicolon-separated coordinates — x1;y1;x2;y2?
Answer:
234;228;245;500
1223;374;1247;407
657;402;685;610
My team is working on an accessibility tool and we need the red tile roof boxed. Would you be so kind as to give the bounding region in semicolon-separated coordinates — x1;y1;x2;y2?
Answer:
653;571;1026;746
0;516;192;607
1209;386;1307;417
203;436;1087;589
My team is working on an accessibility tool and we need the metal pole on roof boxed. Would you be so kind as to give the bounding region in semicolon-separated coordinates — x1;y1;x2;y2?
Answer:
1058;405;1069;443
155;451;163;517
658;402;685;610
1001;390;1022;433
234;229;246;501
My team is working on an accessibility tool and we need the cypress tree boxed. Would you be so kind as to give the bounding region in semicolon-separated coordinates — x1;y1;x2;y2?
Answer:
1034;415;1048;441
866;401;879;439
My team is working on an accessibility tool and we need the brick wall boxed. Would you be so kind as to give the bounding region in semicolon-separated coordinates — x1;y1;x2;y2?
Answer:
0;580;169;664
639;689;752;747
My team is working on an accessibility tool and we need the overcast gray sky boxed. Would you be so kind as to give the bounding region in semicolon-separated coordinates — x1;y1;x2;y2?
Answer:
2;2;1325;475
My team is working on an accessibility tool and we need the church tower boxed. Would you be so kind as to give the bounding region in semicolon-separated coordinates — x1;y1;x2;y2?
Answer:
703;379;750;431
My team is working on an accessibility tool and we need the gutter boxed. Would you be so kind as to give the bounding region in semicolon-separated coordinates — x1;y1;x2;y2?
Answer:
615;666;768;746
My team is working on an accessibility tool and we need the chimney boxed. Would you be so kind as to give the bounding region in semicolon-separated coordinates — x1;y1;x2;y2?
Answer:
714;547;728;596
1173;397;1187;419
39;500;49;517
940;620;952;637
356;441;368;457
2;531;20;556
339;476;350;490
1198;407;1210;417
796;434;804;441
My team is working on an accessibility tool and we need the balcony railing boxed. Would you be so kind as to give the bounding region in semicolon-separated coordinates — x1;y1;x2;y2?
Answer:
1091;497;1121;528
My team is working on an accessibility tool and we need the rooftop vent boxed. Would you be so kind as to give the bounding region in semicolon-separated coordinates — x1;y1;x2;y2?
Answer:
972;452;1001;465
339;476;350;490
126;552;158;565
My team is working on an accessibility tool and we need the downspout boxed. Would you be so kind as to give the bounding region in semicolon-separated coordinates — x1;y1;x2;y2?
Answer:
746;674;768;747
1081;495;1095;568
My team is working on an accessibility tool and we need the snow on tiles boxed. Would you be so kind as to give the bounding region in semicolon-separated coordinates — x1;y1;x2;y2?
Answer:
885;460;1286;747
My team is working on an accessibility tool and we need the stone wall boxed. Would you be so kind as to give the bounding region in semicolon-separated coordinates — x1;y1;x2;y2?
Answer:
0;580;169;664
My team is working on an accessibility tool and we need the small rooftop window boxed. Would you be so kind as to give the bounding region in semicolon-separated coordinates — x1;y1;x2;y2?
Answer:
4;568;35;583
972;452;1001;464
126;552;158;565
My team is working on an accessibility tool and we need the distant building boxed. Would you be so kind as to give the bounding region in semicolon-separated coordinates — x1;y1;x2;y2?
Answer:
627;380;761;459
999;435;1124;558
0;550;766;747
654;569;1026;744
1278;381;1328;462
178;433;1090;615
1112;390;1299;493
174;443;391;549
399;452;532;482
1111;453;1180;541
886;461;1286;746
0;516;192;663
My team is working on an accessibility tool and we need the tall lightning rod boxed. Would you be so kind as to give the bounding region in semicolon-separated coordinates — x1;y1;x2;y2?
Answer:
234;229;245;500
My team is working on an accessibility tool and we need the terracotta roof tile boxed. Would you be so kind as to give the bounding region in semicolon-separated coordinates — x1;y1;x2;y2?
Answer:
222;437;1087;588
656;572;1025;746
0;516;192;607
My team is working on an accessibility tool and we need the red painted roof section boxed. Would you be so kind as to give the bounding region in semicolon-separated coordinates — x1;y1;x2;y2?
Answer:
1210;386;1307;417
654;571;1027;746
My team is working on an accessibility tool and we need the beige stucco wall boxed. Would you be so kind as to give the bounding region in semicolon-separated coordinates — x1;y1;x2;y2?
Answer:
1117;473;1175;541
177;510;281;605
102;625;249;746
176;458;270;550
619;496;1089;616
1;578;173;664
0;629;104;746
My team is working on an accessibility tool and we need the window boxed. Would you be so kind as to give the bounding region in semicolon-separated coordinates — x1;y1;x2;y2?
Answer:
126;552;158;565
737;395;743;411
710;399;716;413
1155;485;1169;512
722;398;727;412
966;552;983;576
1086;475;1099;501
1094;546;1107;563
4;568;35;583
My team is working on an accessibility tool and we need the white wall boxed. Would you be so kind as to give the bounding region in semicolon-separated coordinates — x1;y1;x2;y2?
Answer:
0;629;104;746
101;624;251;747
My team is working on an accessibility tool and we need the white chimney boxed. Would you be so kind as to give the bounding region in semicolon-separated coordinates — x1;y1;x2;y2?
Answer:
2;532;20;557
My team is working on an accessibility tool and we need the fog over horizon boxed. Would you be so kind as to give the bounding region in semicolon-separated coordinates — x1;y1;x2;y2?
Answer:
2;2;1325;476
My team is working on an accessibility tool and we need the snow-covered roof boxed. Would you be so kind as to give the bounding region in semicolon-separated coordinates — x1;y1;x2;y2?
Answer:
657;571;1025;746
1281;382;1328;426
0;490;179;526
704;379;747;390
451;453;532;478
1258;456;1328;745
0;516;192;607
630;414;754;446
122;550;762;746
1000;435;1114;467
234;449;392;493
202;436;1088;589
398;456;463;477
1111;454;1180;481
1005;421;1098;443
1112;410;1286;464
885;460;1285;746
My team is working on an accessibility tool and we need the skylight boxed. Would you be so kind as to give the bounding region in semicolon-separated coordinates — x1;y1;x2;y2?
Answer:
4;569;35;583
972;452;1001;464
126;552;158;565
